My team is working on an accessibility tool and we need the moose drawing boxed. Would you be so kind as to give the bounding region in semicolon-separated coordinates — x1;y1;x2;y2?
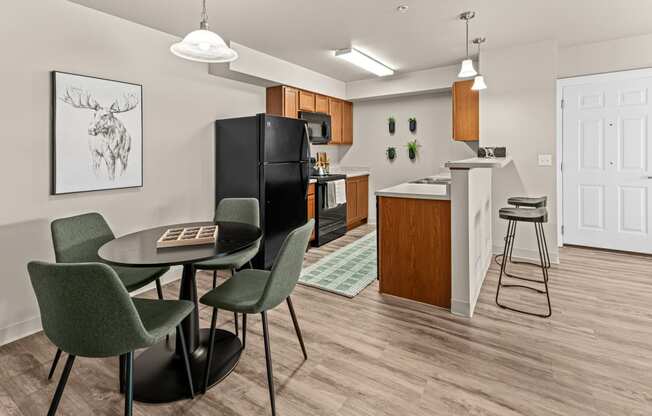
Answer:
60;87;138;180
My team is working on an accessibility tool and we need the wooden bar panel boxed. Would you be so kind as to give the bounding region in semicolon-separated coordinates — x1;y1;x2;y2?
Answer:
378;196;451;308
452;80;479;141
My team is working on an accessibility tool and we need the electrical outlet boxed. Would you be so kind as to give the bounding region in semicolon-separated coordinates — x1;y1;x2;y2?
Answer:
538;154;553;166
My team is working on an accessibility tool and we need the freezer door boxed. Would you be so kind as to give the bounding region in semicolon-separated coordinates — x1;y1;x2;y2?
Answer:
261;162;308;269
261;114;309;163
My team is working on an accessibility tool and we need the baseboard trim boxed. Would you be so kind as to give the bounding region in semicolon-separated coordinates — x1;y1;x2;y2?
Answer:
493;245;560;265
0;268;182;347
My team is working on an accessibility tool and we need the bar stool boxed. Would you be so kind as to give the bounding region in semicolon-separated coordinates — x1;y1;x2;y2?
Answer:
496;196;551;271
495;207;551;318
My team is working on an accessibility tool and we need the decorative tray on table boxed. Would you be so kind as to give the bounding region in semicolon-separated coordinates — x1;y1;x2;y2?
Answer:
156;225;218;249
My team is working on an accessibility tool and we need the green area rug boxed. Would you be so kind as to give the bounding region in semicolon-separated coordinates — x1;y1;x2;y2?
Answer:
299;232;377;298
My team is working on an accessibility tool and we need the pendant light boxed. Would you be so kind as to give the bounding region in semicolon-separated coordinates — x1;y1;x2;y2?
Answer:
471;37;487;90
457;11;477;78
170;0;238;63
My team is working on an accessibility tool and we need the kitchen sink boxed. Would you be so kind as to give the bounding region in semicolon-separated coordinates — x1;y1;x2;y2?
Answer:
409;177;451;185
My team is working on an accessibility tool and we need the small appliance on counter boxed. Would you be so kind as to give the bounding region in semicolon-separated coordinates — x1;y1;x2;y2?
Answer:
478;146;507;158
311;152;331;176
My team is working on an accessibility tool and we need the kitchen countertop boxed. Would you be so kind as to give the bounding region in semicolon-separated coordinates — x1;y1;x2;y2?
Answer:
309;178;317;184
375;177;450;201
329;167;370;178
444;157;512;169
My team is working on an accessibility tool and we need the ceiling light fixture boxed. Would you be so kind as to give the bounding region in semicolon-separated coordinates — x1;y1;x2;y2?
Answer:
334;48;395;77
457;11;477;78
396;5;409;13
170;0;238;63
471;37;487;90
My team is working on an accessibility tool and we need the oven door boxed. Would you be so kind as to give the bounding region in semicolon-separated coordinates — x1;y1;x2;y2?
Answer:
314;182;347;246
299;111;331;144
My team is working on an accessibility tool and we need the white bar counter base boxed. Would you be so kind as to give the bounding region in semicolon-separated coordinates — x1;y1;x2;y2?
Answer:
445;157;512;317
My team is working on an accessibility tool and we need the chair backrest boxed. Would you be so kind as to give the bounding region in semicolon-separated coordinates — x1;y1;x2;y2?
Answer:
256;220;314;312
27;261;152;357
215;198;260;227
51;213;115;263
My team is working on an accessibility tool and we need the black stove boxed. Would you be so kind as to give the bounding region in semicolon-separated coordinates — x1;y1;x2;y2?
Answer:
309;174;347;246
310;173;347;182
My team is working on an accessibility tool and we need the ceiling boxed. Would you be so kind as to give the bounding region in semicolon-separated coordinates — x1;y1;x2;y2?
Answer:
70;0;652;82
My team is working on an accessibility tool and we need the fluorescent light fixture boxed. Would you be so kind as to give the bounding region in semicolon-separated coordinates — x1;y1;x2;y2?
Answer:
334;48;394;77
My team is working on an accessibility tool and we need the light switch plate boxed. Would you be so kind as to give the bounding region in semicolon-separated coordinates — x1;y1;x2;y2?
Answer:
538;154;553;166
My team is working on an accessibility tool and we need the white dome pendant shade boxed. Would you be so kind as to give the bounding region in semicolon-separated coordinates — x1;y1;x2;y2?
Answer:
471;75;487;90
458;59;477;78
170;0;238;63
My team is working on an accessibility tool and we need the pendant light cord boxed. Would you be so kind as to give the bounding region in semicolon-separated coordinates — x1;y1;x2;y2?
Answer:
200;0;209;28
465;19;469;58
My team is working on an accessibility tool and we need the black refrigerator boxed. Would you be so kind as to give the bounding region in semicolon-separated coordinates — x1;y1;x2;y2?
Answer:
215;114;310;269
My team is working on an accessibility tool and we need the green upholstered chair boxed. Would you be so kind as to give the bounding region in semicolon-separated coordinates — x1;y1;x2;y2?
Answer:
194;198;261;335
47;213;170;380
199;220;314;416
28;261;195;416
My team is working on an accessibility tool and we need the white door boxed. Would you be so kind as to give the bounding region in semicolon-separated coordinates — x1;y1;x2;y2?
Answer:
563;72;652;254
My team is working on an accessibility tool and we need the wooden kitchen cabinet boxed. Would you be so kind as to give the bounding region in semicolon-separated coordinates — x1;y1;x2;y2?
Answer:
346;175;369;229
342;100;353;144
315;94;329;113
299;90;315;112
329;98;343;144
307;183;315;241
452;79;479;141
266;85;299;119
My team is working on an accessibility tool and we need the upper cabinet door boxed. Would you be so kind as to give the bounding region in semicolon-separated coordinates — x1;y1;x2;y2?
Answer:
452;80;479;141
329;98;343;144
315;95;329;113
299;90;315;112
283;86;299;119
342;100;353;144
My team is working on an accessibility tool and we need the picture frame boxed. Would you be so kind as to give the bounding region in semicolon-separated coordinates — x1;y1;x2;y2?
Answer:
51;71;143;195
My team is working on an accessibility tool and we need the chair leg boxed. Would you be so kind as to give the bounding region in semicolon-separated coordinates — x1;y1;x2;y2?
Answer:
248;261;254;269
230;268;239;336
286;297;307;360
47;354;75;416
48;348;62;380
155;279;164;300
177;325;195;399
261;311;276;416
212;270;217;289
119;354;126;393
203;308;218;394
124;352;133;416
242;314;247;350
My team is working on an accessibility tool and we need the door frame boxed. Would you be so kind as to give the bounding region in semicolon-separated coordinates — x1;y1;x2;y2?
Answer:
556;67;652;248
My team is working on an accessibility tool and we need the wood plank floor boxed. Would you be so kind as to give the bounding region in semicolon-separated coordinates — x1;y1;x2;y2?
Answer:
2;224;652;415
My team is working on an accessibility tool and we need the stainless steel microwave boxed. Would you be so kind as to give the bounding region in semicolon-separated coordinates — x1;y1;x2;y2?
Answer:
299;111;331;144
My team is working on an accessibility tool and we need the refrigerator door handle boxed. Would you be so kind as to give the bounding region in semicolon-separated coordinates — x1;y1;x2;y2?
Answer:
301;163;310;198
302;123;311;161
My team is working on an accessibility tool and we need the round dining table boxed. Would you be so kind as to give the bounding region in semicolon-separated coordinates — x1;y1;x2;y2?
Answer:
98;221;262;403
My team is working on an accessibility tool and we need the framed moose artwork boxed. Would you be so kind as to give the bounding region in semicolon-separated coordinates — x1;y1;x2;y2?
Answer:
51;71;143;194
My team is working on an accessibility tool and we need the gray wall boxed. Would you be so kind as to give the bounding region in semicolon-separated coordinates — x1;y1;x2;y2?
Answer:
0;0;265;345
339;92;476;221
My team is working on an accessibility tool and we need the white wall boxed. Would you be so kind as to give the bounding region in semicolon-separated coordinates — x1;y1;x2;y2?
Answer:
0;0;265;345
336;92;476;222
480;40;560;262
559;33;652;78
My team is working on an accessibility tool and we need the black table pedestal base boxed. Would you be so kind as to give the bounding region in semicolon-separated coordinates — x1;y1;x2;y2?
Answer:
133;329;242;403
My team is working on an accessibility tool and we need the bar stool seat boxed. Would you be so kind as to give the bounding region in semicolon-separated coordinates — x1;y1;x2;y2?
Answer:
507;196;547;208
499;207;548;223
496;206;551;318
